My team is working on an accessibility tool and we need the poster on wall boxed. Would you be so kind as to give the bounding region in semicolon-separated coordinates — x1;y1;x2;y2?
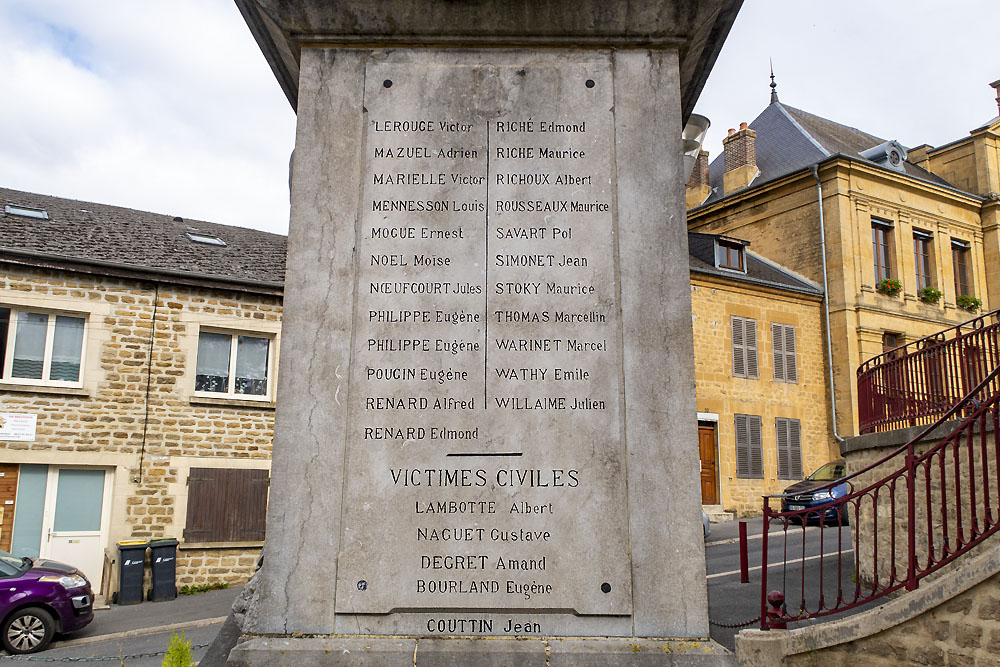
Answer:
0;414;37;442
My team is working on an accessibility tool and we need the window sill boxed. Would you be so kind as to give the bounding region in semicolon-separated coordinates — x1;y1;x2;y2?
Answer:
0;383;89;397
189;396;275;410
179;541;265;551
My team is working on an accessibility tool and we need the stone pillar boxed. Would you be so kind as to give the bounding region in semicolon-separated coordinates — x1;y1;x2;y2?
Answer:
231;2;741;664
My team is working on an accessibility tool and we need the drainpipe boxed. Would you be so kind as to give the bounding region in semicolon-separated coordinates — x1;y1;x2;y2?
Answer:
136;282;160;482
813;165;845;444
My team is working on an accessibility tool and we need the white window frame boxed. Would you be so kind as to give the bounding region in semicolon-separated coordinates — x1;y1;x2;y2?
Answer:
193;328;275;401
0;306;88;388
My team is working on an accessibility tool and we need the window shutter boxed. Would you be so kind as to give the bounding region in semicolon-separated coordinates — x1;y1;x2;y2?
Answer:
735;414;750;477
745;320;759;379
749;415;763;477
732;317;746;378
184;468;269;542
775;418;803;480
772;323;785;382
775;419;790;479
183;469;220;542
784;326;798;383
789;419;802;479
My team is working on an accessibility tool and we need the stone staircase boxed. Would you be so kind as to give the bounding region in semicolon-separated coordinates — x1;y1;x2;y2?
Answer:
702;504;734;523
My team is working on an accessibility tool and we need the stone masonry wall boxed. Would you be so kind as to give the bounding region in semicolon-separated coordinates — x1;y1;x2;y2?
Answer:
785;569;1000;667
0;265;280;588
691;275;837;515
845;417;998;591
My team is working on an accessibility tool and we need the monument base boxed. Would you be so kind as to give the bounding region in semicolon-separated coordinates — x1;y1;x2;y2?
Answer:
228;636;735;666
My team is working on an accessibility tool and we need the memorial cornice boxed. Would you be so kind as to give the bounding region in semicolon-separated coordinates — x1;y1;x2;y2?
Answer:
235;0;742;120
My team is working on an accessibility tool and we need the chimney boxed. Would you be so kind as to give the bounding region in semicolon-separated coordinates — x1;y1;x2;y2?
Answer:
685;150;711;208
907;144;932;169
722;122;759;194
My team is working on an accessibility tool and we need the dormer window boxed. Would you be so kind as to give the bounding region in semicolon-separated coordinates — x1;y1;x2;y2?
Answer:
716;238;746;272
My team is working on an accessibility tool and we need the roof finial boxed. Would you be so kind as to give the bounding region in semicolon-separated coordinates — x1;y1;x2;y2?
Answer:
769;59;779;104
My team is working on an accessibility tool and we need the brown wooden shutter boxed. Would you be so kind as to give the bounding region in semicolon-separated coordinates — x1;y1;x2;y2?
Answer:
184;468;269;542
745;319;759;379
772;323;785;382
732;317;746;378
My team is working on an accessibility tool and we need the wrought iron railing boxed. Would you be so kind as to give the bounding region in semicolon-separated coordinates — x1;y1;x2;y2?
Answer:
857;309;1000;434
760;364;1000;630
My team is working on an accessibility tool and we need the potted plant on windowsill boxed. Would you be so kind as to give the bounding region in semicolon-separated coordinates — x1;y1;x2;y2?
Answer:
876;278;902;296
918;286;942;304
957;294;982;312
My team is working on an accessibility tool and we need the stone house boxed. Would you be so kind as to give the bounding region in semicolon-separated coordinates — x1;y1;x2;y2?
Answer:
687;232;837;514
686;80;1000;514
0;187;285;598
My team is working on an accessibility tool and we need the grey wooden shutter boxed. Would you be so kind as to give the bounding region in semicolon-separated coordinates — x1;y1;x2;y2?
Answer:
732;317;746;378
784;325;797;383
776;418;802;480
772;324;798;383
776;418;790;479
748;415;763;477
745;319;759;379
735;414;750;477
789;419;802;478
736;414;763;478
772;323;786;382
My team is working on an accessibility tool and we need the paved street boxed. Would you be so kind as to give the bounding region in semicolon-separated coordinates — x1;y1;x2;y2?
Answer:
0;587;239;664
706;517;859;650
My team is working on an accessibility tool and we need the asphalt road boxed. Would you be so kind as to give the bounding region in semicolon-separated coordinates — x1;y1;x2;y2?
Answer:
2;624;221;666
705;518;860;650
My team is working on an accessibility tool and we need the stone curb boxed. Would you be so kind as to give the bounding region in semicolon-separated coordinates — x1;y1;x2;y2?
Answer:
48;615;228;650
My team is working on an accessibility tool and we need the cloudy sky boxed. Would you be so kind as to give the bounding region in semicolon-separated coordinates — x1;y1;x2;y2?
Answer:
0;1;996;236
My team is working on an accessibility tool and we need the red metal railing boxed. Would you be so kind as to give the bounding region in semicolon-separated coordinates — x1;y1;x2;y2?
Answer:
858;309;1000;434
760;363;1000;630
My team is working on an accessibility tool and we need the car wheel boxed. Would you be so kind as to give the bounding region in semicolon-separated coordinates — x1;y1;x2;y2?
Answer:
2;606;55;654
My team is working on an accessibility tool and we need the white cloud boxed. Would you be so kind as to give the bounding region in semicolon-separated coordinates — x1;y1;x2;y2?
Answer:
0;2;994;237
0;0;295;233
694;1;999;158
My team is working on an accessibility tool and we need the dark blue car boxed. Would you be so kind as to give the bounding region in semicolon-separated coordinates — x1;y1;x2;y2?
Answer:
780;459;849;524
0;551;94;654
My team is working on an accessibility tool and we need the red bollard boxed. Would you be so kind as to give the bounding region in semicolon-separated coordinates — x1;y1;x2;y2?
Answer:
739;521;749;583
765;590;790;629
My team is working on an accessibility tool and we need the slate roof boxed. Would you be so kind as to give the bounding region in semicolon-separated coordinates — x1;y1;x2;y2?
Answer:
1;187;818;299
700;100;955;206
688;232;822;296
0;187;286;287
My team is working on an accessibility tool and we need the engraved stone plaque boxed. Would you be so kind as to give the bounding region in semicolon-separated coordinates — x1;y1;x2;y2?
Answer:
335;52;631;630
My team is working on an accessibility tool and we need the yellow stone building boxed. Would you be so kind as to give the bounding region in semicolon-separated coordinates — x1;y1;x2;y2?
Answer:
687;80;1000;514
688;233;837;514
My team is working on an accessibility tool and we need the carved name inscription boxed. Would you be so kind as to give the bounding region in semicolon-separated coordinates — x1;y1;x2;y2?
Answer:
336;57;630;623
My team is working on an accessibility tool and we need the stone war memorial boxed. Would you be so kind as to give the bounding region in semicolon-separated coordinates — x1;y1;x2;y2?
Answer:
230;1;742;664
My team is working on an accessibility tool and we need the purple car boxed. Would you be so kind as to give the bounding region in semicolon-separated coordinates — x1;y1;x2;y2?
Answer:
0;551;94;654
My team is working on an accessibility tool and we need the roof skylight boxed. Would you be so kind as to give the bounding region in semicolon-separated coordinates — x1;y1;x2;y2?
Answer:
4;204;49;220
185;231;227;247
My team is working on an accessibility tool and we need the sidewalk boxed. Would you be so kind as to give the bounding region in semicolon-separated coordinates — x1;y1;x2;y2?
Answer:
52;586;241;648
704;515;780;547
